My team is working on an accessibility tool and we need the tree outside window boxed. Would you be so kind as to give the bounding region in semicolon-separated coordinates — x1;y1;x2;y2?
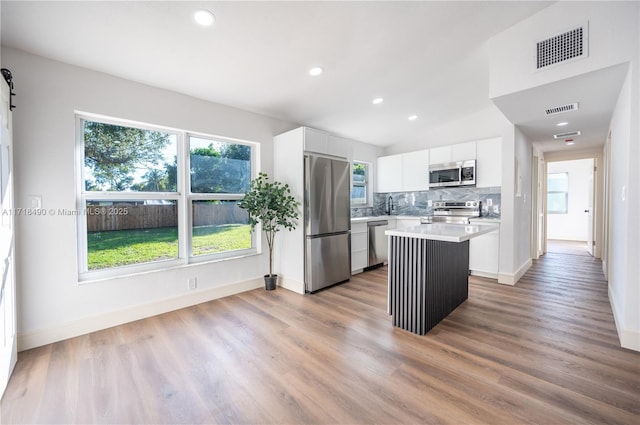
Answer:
352;161;369;206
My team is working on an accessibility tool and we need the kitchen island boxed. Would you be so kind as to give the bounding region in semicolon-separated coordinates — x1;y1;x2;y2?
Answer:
385;223;498;335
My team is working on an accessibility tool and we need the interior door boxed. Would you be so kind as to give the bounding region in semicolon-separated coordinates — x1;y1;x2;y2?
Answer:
0;76;17;398
586;166;594;256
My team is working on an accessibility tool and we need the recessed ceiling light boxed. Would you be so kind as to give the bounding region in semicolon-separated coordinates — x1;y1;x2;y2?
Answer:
194;9;215;26
408;115;418;121
557;122;569;126
309;67;323;76
372;97;384;105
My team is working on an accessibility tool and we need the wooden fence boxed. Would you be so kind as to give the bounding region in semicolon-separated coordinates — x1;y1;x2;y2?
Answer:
87;203;248;232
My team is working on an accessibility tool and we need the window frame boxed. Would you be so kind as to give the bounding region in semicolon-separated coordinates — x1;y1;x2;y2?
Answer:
547;172;569;214
76;112;258;282
186;132;257;263
351;160;370;207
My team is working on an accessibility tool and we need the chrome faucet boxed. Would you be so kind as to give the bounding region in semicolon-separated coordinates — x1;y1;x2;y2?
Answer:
386;196;395;215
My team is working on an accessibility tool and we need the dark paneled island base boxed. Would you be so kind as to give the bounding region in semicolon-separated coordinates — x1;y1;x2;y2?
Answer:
388;235;470;335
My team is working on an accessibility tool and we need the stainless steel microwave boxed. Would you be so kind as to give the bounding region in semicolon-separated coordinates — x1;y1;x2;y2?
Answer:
429;160;476;188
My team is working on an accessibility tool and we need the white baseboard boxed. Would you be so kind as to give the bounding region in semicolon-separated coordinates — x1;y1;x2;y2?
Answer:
470;270;499;280
278;276;304;294
498;258;532;286
608;286;640;352
18;278;264;352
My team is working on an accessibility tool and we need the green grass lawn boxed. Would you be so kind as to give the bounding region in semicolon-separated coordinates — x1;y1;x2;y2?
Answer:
87;224;251;270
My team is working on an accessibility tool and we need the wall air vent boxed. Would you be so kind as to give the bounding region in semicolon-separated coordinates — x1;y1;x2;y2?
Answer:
553;130;581;139
545;102;579;116
536;23;588;70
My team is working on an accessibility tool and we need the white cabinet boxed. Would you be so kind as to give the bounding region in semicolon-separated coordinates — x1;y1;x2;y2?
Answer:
351;221;368;273
429;141;477;164
469;224;500;278
402;149;430;191
274;126;354;293
452;141;477;162
328;135;352;159
377;154;403;192
429;146;452;165
476;137;502;188
303;127;329;154
303;128;352;158
377;150;429;192
395;217;421;229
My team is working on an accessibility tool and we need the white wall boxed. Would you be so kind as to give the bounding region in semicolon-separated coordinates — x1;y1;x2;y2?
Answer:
547;159;593;241
489;1;639;98
383;105;505;155
489;0;639;350
607;64;640;351
2;47;298;350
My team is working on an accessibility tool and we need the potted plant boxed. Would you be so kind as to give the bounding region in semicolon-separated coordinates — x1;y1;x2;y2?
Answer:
238;172;300;290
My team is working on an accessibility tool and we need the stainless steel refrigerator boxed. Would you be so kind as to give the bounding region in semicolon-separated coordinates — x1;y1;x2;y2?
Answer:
304;155;351;293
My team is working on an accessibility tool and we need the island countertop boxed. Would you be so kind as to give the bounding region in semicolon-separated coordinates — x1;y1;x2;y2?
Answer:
385;223;498;243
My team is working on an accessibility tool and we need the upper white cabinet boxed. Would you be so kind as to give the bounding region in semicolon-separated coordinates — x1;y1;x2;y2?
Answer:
328;135;352;159
429;141;477;164
452;141;477;162
402;149;430;191
303;127;352;159
476;137;502;188
303;127;329;154
377;154;403;192
377;150;429;193
428;146;451;165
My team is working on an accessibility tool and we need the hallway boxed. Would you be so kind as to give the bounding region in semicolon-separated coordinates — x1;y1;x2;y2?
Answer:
546;239;591;256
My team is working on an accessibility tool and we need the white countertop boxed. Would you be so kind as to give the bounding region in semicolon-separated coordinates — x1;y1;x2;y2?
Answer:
469;217;501;224
351;215;421;223
385;223;499;243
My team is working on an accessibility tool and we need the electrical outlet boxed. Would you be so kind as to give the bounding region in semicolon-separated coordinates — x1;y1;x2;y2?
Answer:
27;195;42;209
188;277;197;290
427;200;433;207
486;198;492;207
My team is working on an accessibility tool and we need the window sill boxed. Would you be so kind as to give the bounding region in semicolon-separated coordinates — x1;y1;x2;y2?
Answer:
78;249;259;285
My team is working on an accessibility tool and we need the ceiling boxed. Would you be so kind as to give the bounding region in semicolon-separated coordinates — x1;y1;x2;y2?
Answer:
5;1;619;153
492;63;629;154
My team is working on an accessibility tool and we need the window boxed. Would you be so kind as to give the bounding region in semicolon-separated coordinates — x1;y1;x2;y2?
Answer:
77;114;256;279
547;172;569;214
351;161;369;206
188;136;252;258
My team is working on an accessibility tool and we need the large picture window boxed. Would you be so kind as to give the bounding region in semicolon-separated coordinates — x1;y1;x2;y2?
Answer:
77;114;256;279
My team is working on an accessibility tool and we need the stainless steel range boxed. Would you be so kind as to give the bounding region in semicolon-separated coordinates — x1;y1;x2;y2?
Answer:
420;200;481;224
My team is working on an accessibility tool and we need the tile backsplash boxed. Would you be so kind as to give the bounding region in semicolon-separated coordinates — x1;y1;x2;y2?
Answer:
352;187;501;218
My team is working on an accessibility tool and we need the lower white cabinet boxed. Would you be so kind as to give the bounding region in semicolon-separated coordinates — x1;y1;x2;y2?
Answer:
351;222;368;273
469;225;500;278
395;217;421;229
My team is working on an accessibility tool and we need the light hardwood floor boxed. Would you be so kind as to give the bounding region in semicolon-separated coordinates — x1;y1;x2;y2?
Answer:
1;251;638;424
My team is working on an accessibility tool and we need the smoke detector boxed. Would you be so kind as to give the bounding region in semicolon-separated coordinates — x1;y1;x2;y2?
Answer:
554;130;581;139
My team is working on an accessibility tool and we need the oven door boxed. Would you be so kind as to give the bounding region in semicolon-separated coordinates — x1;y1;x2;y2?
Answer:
429;163;461;188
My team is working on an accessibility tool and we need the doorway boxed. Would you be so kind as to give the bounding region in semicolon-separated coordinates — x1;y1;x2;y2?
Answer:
545;158;596;257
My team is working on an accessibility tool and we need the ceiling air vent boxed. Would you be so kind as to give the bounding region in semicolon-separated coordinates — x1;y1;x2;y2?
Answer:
545;102;579;116
553;130;581;139
536;23;588;70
